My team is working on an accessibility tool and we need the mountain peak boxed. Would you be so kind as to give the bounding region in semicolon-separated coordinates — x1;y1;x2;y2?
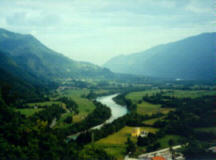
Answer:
104;32;216;80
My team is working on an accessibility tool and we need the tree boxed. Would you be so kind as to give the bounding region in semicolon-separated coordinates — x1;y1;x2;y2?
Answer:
126;137;136;154
137;136;149;146
64;116;73;124
78;145;112;160
168;139;175;160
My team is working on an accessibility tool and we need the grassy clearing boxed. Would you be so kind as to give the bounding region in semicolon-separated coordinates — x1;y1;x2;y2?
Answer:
136;101;174;116
136;102;161;115
72;97;96;123
16;108;43;117
126;90;161;103
95;126;158;160
97;126;158;145
27;101;64;107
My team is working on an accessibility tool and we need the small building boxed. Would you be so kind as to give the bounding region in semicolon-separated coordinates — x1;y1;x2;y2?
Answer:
140;131;148;137
131;127;141;137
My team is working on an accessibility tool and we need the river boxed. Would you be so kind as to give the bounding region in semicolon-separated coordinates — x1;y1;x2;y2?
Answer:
68;93;128;140
92;93;128;129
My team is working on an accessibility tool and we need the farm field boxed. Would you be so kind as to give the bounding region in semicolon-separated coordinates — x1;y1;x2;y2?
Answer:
125;89;214;116
135;101;174;116
126;90;216;104
95;126;158;160
126;90;161;103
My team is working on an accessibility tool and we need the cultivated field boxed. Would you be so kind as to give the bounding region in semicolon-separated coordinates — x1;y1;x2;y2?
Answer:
95;126;158;160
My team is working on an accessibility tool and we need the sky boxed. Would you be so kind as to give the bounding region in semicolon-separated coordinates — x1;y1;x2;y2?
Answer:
0;0;215;65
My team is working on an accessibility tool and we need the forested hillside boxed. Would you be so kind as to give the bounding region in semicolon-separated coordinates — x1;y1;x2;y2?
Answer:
0;28;114;80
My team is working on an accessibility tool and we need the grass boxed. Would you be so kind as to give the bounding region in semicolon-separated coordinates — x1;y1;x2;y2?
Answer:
126;90;216;104
164;90;216;98
126;90;161;103
136;101;161;115
25;89;96;128
56;89;96;124
72;97;96;123
27;101;64;107
136;101;174;115
16;108;43;117
157;135;181;149
95;126;158;160
142;117;164;125
126;89;212;116
55;95;97;128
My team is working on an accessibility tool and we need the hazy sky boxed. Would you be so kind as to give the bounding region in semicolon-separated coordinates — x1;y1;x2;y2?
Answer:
0;0;215;65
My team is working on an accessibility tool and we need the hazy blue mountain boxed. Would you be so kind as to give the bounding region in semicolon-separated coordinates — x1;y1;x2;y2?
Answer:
104;33;216;80
0;28;113;80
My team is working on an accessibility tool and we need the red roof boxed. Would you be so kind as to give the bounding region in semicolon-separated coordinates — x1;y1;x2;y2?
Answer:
152;156;166;160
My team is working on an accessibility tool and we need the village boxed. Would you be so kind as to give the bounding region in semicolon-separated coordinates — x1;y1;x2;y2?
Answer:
125;128;185;160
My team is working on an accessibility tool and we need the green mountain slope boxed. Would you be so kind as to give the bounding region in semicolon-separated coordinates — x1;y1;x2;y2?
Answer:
0;28;113;80
0;50;55;103
104;33;216;80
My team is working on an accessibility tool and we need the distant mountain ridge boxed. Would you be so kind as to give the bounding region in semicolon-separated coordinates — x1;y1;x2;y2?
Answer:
104;33;216;80
0;28;113;80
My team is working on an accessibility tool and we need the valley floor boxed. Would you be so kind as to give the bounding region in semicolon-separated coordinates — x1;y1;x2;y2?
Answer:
15;82;216;160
